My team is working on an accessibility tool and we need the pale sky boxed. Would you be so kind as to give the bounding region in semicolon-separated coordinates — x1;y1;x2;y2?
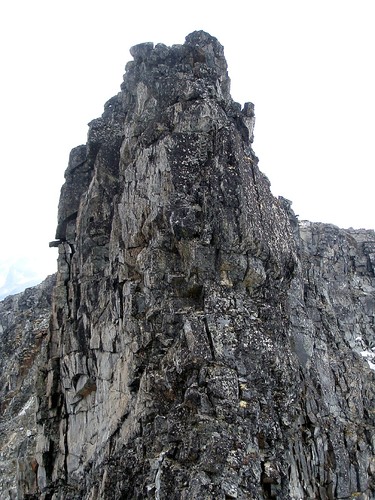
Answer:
0;0;374;296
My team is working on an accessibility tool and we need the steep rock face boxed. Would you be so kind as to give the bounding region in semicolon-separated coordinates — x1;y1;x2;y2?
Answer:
34;32;374;499
0;275;55;499
286;215;375;498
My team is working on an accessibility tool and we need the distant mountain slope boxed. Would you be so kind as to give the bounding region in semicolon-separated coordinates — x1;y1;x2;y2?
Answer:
0;274;55;498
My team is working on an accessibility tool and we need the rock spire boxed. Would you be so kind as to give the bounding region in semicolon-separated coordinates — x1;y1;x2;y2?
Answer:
8;31;374;499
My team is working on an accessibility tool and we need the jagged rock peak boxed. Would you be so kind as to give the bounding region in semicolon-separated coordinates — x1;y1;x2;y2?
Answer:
29;31;375;500
120;30;234;125
55;31;255;244
128;30;227;76
129;30;227;70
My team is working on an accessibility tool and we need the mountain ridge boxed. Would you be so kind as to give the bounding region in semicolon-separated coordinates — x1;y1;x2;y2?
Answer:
0;31;373;499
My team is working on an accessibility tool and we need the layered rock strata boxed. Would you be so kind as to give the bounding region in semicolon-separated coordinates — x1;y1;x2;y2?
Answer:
30;31;375;499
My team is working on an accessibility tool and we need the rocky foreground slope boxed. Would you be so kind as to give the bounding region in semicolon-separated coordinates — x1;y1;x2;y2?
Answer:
1;31;374;499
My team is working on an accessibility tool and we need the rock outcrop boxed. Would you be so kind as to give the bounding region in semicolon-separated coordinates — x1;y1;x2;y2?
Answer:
3;31;373;499
0;275;55;499
286;217;375;499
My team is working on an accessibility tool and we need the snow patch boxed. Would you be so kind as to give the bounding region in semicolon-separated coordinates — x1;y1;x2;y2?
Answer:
18;396;35;416
360;350;375;371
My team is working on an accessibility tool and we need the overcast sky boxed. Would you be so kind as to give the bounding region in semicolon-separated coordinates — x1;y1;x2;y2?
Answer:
1;0;374;296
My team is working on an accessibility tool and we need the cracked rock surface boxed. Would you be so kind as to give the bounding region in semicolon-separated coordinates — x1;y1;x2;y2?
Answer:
6;31;373;499
0;275;55;499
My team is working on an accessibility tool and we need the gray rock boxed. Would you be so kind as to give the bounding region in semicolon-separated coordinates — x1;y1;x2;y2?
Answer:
2;31;374;499
0;275;55;499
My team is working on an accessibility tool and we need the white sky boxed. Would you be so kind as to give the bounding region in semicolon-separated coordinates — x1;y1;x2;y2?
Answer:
0;0;374;290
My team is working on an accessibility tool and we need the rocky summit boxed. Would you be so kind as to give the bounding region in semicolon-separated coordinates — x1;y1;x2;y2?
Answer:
1;31;374;499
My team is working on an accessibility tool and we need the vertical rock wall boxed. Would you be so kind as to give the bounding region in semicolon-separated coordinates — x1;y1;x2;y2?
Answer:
33;32;374;499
